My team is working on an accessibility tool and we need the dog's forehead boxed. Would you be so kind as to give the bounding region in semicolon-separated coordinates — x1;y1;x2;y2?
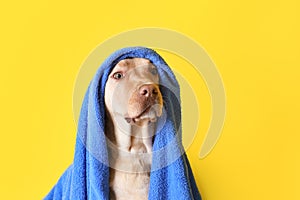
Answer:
114;58;153;70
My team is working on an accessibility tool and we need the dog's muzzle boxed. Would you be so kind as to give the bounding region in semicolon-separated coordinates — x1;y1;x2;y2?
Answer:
125;83;163;124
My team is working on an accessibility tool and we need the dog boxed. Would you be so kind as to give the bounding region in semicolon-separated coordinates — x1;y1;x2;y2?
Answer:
104;58;163;200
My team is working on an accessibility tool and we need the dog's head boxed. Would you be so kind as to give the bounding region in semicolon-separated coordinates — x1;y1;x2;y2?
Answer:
104;58;163;126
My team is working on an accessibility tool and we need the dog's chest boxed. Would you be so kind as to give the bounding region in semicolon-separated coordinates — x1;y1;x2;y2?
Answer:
109;170;150;200
109;140;152;200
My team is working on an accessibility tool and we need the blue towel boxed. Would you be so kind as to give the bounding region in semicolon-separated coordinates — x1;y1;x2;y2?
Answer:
44;47;201;200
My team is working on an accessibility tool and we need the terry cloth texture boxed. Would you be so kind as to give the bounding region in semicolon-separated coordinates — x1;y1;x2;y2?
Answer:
44;47;201;200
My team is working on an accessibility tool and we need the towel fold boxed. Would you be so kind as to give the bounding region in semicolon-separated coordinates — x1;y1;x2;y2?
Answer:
45;47;201;200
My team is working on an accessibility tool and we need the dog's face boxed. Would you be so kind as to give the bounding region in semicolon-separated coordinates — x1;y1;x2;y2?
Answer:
104;58;163;126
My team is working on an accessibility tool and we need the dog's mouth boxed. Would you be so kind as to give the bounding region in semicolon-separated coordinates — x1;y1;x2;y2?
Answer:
124;103;162;124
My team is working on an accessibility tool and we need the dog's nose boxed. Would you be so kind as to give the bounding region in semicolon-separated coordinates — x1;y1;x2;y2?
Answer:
139;84;159;97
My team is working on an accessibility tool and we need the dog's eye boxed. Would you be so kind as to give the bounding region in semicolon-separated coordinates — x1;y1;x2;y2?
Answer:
150;68;158;75
112;72;124;80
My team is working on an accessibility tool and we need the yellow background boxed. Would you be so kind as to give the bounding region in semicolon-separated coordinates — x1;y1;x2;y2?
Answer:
0;0;299;199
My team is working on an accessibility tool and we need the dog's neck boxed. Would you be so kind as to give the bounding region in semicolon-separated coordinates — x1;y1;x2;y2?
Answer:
105;112;156;153
105;112;155;173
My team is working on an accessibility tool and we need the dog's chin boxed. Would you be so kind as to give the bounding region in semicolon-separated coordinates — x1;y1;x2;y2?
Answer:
125;104;162;125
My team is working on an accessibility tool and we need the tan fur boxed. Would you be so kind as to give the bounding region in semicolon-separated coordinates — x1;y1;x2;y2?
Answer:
104;58;163;200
